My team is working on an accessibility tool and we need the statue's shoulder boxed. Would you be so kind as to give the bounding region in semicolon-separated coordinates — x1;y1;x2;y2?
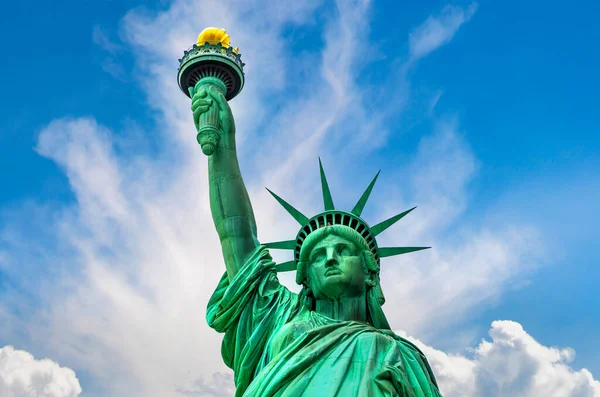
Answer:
376;330;431;362
382;330;440;388
394;333;427;357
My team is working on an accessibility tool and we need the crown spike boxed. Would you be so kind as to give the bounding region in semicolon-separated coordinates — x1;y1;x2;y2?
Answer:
351;170;381;216
371;206;417;236
266;188;309;225
378;246;431;258
318;158;335;211
263;240;296;250
275;260;297;272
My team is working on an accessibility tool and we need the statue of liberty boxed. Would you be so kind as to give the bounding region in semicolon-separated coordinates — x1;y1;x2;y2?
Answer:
181;28;442;397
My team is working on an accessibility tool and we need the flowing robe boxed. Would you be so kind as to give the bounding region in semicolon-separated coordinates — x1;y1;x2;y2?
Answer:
207;247;442;397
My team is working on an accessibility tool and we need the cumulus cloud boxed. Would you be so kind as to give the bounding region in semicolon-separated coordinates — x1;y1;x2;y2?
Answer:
409;3;478;61
0;1;558;396
0;346;81;397
404;321;600;397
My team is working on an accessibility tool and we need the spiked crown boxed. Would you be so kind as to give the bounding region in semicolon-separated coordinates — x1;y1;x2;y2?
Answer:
265;159;430;272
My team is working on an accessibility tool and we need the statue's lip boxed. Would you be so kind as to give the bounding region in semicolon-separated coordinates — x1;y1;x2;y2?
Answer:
325;269;342;276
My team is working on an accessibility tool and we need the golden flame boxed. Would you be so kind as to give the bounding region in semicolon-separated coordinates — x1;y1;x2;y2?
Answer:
197;27;239;53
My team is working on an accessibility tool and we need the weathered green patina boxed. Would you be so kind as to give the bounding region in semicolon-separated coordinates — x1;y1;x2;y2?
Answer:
182;28;442;397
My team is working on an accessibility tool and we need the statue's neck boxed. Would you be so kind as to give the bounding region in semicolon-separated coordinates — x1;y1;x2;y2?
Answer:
314;293;367;323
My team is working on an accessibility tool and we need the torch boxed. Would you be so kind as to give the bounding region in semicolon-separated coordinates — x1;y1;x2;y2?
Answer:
177;27;245;155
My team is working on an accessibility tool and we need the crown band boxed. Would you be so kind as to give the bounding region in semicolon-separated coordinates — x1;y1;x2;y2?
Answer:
294;210;378;263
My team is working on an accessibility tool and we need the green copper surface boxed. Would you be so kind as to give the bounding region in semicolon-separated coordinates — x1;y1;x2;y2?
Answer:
192;77;227;155
187;55;442;397
265;187;310;225
351;169;380;216
371;206;417;236
262;240;296;250
378;246;431;257
318;158;335;211
178;42;245;100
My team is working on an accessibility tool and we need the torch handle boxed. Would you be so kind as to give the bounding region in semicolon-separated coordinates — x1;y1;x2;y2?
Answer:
193;81;226;156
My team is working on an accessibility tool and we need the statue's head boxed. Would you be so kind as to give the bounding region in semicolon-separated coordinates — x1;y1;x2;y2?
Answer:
264;159;430;328
296;225;382;303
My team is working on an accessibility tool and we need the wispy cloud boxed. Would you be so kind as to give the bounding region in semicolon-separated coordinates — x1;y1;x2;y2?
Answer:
369;115;544;336
409;3;478;62
92;26;122;55
92;25;127;80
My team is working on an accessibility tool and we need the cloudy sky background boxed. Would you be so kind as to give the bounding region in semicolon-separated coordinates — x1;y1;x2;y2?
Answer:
1;0;599;396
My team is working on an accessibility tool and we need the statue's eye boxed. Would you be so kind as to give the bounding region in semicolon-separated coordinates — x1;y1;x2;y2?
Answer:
310;251;325;263
338;246;352;256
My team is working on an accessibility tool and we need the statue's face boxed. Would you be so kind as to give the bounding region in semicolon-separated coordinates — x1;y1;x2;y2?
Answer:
306;234;367;300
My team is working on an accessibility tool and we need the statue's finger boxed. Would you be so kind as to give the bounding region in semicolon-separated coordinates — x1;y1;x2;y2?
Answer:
191;98;212;110
207;87;228;112
192;86;208;101
193;105;210;120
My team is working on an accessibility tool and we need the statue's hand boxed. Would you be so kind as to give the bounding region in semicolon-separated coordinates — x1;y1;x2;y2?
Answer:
191;84;236;151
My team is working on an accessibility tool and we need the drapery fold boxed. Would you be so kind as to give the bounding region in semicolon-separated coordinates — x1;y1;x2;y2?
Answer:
207;246;442;397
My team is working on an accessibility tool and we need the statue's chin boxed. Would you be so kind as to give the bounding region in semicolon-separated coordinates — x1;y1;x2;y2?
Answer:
316;277;355;300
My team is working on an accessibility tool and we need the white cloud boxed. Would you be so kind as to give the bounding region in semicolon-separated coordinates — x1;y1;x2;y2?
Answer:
403;321;600;397
0;1;564;396
409;3;478;61
0;346;81;397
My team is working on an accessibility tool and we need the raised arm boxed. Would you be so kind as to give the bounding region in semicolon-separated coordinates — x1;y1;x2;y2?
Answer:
191;85;259;280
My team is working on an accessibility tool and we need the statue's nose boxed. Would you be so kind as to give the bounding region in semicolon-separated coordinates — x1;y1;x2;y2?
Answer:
325;250;339;267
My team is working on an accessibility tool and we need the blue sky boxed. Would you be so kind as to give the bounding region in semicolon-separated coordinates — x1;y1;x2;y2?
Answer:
0;0;599;396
